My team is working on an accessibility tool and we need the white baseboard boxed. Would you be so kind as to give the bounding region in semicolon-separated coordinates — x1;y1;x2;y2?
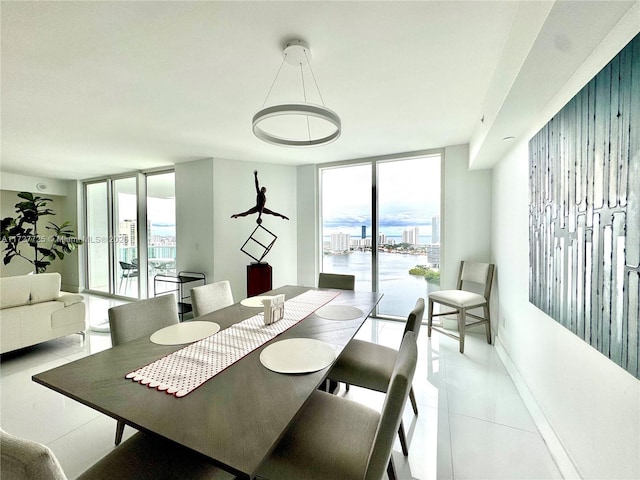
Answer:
494;335;582;480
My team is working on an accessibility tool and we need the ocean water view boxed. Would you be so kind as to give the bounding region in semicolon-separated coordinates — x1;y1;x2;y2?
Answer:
323;250;439;318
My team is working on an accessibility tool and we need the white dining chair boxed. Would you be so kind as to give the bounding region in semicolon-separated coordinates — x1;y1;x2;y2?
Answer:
255;332;418;480
190;280;234;317
107;294;179;445
328;297;424;456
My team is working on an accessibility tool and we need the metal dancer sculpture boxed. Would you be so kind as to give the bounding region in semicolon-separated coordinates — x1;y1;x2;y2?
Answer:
232;170;288;264
231;170;289;224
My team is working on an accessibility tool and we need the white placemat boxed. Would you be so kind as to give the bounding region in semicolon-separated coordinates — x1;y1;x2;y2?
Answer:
240;296;274;307
260;338;337;374
126;289;340;397
150;321;221;345
314;305;363;320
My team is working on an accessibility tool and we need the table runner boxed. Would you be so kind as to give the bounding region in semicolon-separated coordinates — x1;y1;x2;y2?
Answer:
126;289;340;397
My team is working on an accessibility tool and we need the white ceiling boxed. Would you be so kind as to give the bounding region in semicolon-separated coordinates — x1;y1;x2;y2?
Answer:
1;1;637;180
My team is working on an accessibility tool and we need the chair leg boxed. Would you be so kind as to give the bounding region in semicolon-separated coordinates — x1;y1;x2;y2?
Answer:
387;454;397;480
398;421;409;456
484;304;492;344
458;308;466;354
409;386;418;415
427;299;433;337
115;420;125;446
345;383;350;392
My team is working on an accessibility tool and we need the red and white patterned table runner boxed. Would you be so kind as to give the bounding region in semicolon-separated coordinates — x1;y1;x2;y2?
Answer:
126;290;340;397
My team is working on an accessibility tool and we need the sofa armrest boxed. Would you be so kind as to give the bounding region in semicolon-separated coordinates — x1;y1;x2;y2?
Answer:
58;293;84;307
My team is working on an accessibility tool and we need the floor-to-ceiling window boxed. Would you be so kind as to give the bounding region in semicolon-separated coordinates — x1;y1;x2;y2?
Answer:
146;172;176;297
84;170;175;300
320;152;442;319
85;181;110;293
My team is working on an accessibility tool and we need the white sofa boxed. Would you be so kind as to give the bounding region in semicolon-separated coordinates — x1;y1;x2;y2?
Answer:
0;273;86;354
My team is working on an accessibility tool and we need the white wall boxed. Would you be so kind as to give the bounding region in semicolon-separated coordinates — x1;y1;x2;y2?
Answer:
175;159;215;279
442;144;492;289
176;158;297;303
491;15;640;478
212;159;297;302
295;164;318;288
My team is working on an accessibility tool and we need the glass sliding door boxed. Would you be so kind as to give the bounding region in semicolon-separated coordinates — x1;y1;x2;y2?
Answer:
377;155;441;317
113;177;138;297
85;182;110;293
146;172;176;297
321;164;372;291
320;153;442;319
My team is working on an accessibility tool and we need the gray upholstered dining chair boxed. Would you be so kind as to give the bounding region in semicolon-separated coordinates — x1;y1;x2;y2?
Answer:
1;428;234;480
427;260;495;353
107;294;179;445
328;297;425;456
190;280;234;317
255;332;418;480
318;272;355;290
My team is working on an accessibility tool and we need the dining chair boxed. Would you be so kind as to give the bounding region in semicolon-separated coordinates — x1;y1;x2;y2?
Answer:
255;332;418;480
327;297;425;456
427;260;495;353
107;294;179;445
318;272;355;290
317;272;355;394
1;428;234;480
118;261;138;293
190;280;234;317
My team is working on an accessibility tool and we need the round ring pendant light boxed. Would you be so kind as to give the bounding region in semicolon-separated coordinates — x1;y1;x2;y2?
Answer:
253;40;341;147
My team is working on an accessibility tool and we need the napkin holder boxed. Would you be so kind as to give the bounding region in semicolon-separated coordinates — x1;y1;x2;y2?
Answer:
263;294;285;325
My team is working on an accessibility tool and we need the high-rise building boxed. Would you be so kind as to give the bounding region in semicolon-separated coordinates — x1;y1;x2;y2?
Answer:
379;233;386;245
361;225;366;239
432;215;440;244
402;226;420;245
118;219;137;247
330;232;350;252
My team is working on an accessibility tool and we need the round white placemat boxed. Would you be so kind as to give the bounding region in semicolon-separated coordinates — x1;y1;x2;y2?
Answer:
240;296;274;307
150;321;220;345
314;305;363;320
260;338;337;374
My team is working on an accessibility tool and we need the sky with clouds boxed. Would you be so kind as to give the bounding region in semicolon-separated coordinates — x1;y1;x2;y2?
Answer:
322;156;440;237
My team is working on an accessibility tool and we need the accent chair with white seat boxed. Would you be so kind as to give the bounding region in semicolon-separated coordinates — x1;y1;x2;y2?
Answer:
190;280;234;317
327;297;425;456
107;294;179;445
318;272;355;290
427;260;495;353
255;332;418;480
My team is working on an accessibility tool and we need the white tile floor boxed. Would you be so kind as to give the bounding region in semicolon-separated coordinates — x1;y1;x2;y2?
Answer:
0;294;563;479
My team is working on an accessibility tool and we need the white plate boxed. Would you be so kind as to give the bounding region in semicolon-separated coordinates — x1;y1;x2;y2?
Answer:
240;296;274;307
260;338;337;374
314;305;363;320
150;321;220;345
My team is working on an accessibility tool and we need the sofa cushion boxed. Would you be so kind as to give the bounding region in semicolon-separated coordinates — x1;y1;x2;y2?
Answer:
58;294;84;307
30;273;61;304
0;275;32;309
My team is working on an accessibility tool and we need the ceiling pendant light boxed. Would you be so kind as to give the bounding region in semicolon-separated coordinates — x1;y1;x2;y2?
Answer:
253;39;341;147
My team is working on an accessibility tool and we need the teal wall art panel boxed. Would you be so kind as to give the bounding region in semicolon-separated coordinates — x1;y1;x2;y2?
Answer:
529;32;640;379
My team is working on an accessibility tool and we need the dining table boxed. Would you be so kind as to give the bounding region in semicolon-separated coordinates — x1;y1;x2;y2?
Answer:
32;285;383;479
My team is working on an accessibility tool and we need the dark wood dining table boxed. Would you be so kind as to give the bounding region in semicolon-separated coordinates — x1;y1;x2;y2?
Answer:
32;285;383;479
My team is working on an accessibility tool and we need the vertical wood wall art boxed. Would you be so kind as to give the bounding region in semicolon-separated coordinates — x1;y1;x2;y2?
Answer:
529;33;640;379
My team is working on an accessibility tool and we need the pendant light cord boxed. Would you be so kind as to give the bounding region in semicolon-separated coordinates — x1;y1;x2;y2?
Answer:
305;49;326;107
261;54;287;108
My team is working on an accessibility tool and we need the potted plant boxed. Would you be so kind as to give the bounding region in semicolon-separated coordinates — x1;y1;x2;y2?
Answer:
1;192;82;273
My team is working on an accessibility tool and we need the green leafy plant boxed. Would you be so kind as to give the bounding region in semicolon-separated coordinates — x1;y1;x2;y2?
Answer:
1;192;82;273
409;264;440;284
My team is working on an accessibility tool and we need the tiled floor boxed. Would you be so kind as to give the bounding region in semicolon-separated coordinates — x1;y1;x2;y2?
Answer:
0;294;562;479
